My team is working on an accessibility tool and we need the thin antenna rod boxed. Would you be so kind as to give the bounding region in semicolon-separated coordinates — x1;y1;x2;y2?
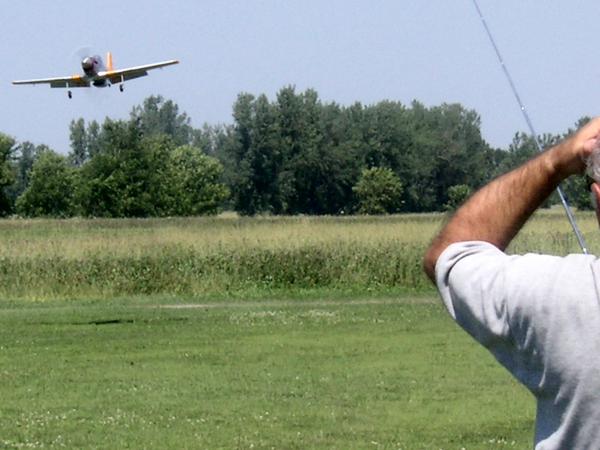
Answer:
471;0;588;254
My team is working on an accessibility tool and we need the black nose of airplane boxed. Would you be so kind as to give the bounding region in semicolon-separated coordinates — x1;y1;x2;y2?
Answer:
81;57;94;72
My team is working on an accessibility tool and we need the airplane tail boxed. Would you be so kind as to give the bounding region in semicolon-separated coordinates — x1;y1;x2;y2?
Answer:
106;52;114;71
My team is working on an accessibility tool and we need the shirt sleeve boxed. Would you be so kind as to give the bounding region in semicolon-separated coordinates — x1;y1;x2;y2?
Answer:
434;241;600;366
436;240;600;442
435;241;514;348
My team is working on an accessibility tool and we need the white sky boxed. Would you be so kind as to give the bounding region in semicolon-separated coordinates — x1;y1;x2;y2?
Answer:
3;0;600;153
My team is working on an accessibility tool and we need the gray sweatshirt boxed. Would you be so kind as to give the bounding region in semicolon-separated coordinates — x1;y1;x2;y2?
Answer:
436;241;600;449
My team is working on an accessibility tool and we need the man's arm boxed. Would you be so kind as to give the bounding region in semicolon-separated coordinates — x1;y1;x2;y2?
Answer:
423;117;600;282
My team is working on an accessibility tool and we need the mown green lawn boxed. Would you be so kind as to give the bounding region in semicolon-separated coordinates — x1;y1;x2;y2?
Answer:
0;296;534;449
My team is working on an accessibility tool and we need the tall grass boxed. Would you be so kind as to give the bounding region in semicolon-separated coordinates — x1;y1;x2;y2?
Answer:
1;210;597;300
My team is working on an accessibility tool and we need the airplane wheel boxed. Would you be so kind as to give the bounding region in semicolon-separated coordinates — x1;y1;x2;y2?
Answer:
68;90;72;99
119;84;124;92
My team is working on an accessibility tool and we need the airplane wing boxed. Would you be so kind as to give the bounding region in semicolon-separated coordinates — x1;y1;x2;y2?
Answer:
13;58;178;91
101;59;179;84
12;75;90;88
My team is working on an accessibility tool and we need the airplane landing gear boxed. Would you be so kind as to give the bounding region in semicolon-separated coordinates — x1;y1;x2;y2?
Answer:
119;84;124;92
68;90;72;99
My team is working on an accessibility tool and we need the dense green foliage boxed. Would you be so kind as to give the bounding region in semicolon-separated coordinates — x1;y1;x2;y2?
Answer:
444;184;473;211
221;89;497;215
1;90;593;217
16;150;76;217
353;167;404;214
169;145;230;216
5;97;229;218
0;133;17;215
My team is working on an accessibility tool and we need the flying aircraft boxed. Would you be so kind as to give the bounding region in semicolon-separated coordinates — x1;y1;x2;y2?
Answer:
12;52;179;98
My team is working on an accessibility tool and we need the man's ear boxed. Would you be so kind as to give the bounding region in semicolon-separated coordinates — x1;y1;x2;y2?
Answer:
591;183;600;226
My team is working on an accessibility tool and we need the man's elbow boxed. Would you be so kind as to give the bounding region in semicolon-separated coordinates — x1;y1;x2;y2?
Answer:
423;245;439;284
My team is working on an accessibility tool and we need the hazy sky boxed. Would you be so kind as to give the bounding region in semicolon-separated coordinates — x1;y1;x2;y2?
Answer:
3;1;600;153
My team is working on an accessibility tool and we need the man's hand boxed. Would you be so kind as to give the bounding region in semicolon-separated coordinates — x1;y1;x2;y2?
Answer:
553;117;600;178
423;117;600;283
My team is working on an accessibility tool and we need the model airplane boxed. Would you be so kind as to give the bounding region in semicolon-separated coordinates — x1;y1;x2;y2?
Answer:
12;52;179;98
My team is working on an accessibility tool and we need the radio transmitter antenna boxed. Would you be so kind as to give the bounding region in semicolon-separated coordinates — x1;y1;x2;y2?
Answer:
471;0;588;254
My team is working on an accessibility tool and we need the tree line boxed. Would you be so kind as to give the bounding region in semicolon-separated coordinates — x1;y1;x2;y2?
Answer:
0;89;592;218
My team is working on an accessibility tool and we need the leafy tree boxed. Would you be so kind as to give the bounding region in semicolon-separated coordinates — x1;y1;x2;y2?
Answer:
223;87;364;215
226;93;283;215
75;119;143;217
169;145;229;215
278;88;331;214
66;97;231;218
118;134;178;217
16;150;75;217
275;87;321;214
353;167;403;214
226;93;257;214
75;122;230;218
444;184;473;211
0;133;17;215
75;150;124;217
77;125;176;218
42;92;562;217
69;118;88;166
406;102;491;212
7;141;41;204
220;90;505;215
191;123;229;157
564;175;593;211
86;120;101;158
495;132;544;176
318;102;364;213
361;101;412;173
130;95;193;146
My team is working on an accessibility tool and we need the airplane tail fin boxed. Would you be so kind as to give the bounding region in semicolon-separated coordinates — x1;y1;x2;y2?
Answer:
106;52;114;71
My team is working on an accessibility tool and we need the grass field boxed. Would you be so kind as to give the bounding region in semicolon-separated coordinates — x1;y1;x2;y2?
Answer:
0;297;534;449
0;210;595;448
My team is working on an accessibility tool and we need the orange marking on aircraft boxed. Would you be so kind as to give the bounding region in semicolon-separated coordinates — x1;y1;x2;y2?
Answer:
106;52;114;72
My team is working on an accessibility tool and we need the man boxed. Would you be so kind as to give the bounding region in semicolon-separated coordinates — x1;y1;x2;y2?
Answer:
423;117;600;449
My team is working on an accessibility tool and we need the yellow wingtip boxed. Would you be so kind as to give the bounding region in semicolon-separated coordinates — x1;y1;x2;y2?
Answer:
106;51;114;72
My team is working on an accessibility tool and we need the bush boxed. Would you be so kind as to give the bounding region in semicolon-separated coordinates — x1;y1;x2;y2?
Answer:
444;184;472;211
353;167;403;214
16;150;76;217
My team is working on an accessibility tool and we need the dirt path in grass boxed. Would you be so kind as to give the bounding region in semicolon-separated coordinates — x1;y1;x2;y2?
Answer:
156;296;437;310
